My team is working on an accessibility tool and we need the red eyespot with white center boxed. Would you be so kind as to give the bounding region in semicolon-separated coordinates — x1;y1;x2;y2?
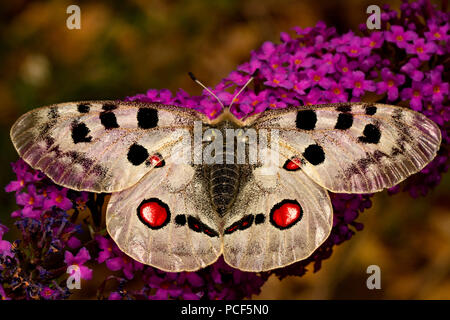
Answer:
270;200;303;229
283;157;302;171
137;198;170;230
147;153;165;168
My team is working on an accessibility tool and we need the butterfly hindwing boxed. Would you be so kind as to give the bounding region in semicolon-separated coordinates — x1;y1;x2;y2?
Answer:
247;103;441;193
10;101;207;193
106;145;222;272
222;148;332;272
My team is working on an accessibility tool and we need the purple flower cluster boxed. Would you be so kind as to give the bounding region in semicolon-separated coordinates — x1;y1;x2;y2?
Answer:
2;0;448;300
1;159;92;300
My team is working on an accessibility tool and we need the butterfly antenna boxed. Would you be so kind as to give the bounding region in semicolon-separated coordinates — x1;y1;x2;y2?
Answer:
229;76;254;110
188;72;225;109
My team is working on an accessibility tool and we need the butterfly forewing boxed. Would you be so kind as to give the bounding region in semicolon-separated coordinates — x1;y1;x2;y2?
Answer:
248;103;441;193
10;101;207;193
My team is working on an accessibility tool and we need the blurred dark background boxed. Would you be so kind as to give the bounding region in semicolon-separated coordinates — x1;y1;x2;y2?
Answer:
0;0;449;299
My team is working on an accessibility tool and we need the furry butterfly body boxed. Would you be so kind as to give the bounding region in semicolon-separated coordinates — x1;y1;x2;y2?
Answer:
10;101;441;272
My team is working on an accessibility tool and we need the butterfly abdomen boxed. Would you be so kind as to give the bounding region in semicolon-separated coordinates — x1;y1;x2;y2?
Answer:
205;126;244;218
209;163;240;216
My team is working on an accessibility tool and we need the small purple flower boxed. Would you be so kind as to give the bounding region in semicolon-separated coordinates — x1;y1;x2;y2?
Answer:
401;81;425;110
424;23;449;42
0;224;13;258
305;67;332;89
44;187;73;211
96;235;115;263
423;69;449;104
64;247;93;280
261;66;293;89
326;81;348;102
224;71;252;87
266;95;287;109
385;25;418;48
4;159;39;193
289;51;314;70
198;98;222;119
400;58;424;81
254;41;276;61
96;235;143;280
320;53;341;74
237;57;261;75
342;71;376;97
40;287;56;300
302;88;324;105
292;79;310;95
239;90;269;114
108;292;123;300
336;56;358;75
336;35;370;58
376;67;405;101
106;255;143;280
15;185;44;219
362;32;384;49
405;38;436;60
66;236;81;249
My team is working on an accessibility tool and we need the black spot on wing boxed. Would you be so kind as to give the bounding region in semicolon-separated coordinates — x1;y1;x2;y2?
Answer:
224;215;254;235
175;214;186;226
336;105;352;113
302;144;325;165
255;214;265;225
100;111;119;129
365;105;377;115
296;110;317;130
187;216;219;237
137;108;158;129
102;103;117;111
335;113;353;130
127;143;149;166
77;103;90;113
358;124;381;144
71;121;92;144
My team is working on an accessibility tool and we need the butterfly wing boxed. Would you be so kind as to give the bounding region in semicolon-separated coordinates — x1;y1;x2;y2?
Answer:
222;148;332;272
10;101;207;192
246;103;441;193
106;143;222;272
